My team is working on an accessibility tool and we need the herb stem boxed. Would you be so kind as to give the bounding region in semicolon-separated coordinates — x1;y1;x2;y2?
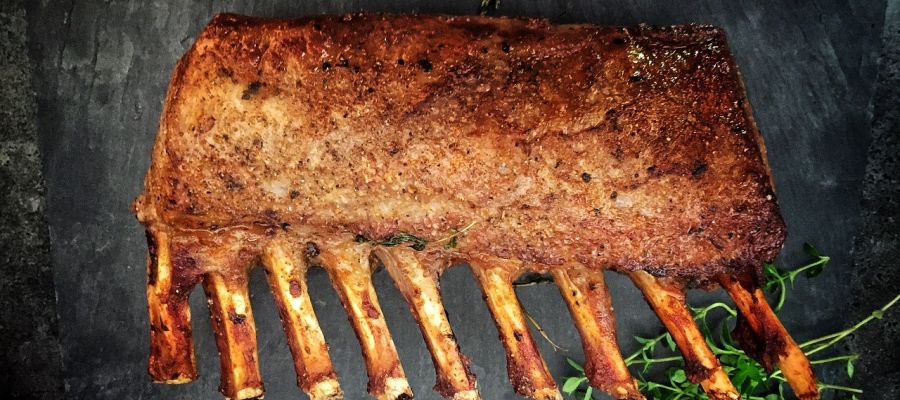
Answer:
627;356;683;365
803;293;900;356
623;333;667;364
809;354;858;365
818;383;863;394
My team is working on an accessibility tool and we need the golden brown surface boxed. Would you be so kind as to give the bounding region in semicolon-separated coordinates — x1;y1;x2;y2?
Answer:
134;13;813;400
135;13;786;281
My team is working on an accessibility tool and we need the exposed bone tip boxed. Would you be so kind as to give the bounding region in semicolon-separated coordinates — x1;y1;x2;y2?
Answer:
531;387;563;400
308;377;343;400
153;375;195;385
451;389;481;400
233;386;264;399
378;376;413;400
613;383;644;400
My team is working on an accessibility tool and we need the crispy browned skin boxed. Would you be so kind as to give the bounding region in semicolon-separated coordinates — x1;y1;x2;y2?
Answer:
135;13;785;280
134;13;811;400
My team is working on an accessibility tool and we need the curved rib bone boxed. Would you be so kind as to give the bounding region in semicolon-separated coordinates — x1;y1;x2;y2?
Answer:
375;247;480;400
552;266;642;399
469;258;562;400
315;242;413;400
261;243;343;399
146;229;199;383
629;271;738;400
203;270;265;399
718;274;819;400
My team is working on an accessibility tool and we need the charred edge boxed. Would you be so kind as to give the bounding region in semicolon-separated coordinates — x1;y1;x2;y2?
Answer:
731;273;790;368
735;308;788;371
241;82;263;99
682;356;714;384
734;272;759;296
146;230;159;286
731;314;772;369
432;352;477;397
305;241;320;258
170;248;202;297
584;357;632;397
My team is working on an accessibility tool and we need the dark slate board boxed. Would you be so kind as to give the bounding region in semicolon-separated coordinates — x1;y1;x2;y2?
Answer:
23;1;889;399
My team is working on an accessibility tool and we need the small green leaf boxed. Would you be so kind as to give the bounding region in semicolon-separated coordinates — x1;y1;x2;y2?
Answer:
634;336;653;346
765;394;778;400
562;377;585;394
847;359;855;378
664;334;677;351
566;358;584;372
583;386;593;400
803;242;822;258
670;369;687;383
443;235;458;250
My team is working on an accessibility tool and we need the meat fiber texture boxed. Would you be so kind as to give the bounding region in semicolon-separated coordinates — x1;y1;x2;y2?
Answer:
134;13;786;282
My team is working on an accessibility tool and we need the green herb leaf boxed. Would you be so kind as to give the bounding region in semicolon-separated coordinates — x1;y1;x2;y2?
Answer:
803;242;822;258
664;334;677;351
559;245;893;400
567;358;584;372
634;336;653;346
582;386;592;400
443;235;458;250
562;377;585;394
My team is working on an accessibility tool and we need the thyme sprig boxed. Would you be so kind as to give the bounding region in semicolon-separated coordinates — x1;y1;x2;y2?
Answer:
360;221;478;251
562;244;899;399
375;232;428;251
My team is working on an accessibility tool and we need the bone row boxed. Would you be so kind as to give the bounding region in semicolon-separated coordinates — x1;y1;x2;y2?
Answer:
145;230;819;400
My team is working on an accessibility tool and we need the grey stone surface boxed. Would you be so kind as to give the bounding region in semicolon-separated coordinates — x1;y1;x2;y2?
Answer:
8;0;895;399
847;0;900;397
0;0;65;398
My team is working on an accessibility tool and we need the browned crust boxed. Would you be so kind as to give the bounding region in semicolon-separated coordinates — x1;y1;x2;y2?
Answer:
135;13;786;283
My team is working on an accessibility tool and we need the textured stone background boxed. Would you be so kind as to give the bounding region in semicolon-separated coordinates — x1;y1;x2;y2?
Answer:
0;0;64;398
1;0;897;398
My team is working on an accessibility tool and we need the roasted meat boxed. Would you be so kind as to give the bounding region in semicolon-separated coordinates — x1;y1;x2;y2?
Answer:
133;13;817;400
